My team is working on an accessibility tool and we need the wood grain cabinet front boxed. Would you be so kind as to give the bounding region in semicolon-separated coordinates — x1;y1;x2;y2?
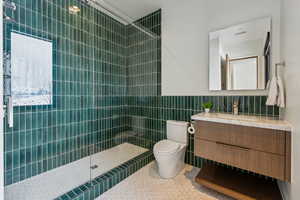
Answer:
194;121;291;182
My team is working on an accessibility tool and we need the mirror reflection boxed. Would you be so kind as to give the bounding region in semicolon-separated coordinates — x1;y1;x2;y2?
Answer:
209;17;271;91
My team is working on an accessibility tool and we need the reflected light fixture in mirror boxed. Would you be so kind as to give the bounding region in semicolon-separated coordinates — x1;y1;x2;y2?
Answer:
69;5;81;14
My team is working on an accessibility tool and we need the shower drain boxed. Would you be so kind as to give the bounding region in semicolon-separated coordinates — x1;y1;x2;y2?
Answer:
90;165;98;170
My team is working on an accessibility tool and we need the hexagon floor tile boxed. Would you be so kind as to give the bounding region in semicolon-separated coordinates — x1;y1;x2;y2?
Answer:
97;161;233;200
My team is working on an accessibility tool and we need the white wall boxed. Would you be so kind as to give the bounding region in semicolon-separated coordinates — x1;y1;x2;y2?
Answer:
161;0;281;96
278;0;300;199
209;38;222;90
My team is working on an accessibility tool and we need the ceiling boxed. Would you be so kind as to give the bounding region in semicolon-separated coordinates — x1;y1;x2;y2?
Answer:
94;0;162;24
210;17;271;47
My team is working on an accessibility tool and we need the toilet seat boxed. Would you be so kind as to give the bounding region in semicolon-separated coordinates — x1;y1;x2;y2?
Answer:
154;140;181;154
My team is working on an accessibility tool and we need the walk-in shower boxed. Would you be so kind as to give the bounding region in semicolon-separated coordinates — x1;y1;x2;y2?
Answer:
2;0;161;199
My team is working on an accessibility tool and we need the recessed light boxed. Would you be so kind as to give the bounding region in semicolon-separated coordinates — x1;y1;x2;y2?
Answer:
69;5;80;14
235;31;247;36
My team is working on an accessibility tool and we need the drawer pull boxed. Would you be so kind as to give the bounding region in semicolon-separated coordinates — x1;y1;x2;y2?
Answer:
216;142;250;151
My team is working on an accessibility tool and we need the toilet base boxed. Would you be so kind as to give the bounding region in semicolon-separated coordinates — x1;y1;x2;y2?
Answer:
157;160;185;179
154;146;186;179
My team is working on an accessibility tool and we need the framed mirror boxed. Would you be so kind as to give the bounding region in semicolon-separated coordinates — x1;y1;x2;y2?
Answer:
209;17;271;91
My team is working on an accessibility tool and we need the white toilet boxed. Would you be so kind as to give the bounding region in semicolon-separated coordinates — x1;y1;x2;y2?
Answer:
153;120;188;179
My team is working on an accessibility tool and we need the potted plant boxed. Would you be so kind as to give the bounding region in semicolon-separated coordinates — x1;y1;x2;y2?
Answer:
202;102;213;113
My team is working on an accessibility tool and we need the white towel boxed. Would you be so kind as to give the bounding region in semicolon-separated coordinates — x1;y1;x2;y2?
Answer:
277;76;285;108
266;76;278;106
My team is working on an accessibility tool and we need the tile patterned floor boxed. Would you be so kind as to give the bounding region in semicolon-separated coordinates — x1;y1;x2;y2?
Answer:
5;143;147;200
97;162;233;200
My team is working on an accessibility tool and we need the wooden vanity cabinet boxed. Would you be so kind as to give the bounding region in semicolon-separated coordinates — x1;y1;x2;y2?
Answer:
195;121;291;182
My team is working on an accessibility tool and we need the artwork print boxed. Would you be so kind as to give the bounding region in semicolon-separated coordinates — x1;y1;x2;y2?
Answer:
11;32;53;106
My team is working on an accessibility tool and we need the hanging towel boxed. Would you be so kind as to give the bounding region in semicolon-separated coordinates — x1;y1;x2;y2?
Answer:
266;76;278;106
277;76;285;108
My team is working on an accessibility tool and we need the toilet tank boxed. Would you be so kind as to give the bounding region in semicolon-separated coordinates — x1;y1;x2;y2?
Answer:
167;120;188;144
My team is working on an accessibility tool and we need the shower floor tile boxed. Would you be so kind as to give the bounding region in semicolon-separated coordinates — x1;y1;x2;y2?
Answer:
97;162;233;200
5;143;148;200
91;143;148;179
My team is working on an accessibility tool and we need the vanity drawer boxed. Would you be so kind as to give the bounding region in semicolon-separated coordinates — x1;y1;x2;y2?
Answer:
249;151;285;180
195;121;286;155
195;139;250;170
195;139;285;180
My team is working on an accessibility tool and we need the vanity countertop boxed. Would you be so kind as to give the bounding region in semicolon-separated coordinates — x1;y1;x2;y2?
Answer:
191;112;292;131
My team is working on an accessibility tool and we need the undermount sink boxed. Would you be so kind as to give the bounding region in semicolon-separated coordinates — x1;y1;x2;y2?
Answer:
191;112;291;131
206;113;265;122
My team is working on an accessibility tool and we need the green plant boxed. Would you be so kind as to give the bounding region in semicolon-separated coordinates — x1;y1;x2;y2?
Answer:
202;102;213;109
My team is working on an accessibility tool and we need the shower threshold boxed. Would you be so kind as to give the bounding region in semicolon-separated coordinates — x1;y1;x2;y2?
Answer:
5;143;150;200
56;150;154;200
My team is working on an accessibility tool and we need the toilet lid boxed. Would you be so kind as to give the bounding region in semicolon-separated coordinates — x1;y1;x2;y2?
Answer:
154;140;180;154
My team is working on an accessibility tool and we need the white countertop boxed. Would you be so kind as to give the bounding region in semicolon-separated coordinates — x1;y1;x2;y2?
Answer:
191;112;292;131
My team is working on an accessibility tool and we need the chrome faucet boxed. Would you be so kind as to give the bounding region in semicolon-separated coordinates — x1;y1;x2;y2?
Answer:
233;100;239;115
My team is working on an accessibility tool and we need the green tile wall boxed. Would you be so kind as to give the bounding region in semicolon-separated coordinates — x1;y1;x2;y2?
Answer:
126;10;161;96
3;0;128;186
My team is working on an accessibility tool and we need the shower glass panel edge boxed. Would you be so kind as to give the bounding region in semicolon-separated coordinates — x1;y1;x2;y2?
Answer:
86;1;161;198
88;4;161;197
0;0;4;199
